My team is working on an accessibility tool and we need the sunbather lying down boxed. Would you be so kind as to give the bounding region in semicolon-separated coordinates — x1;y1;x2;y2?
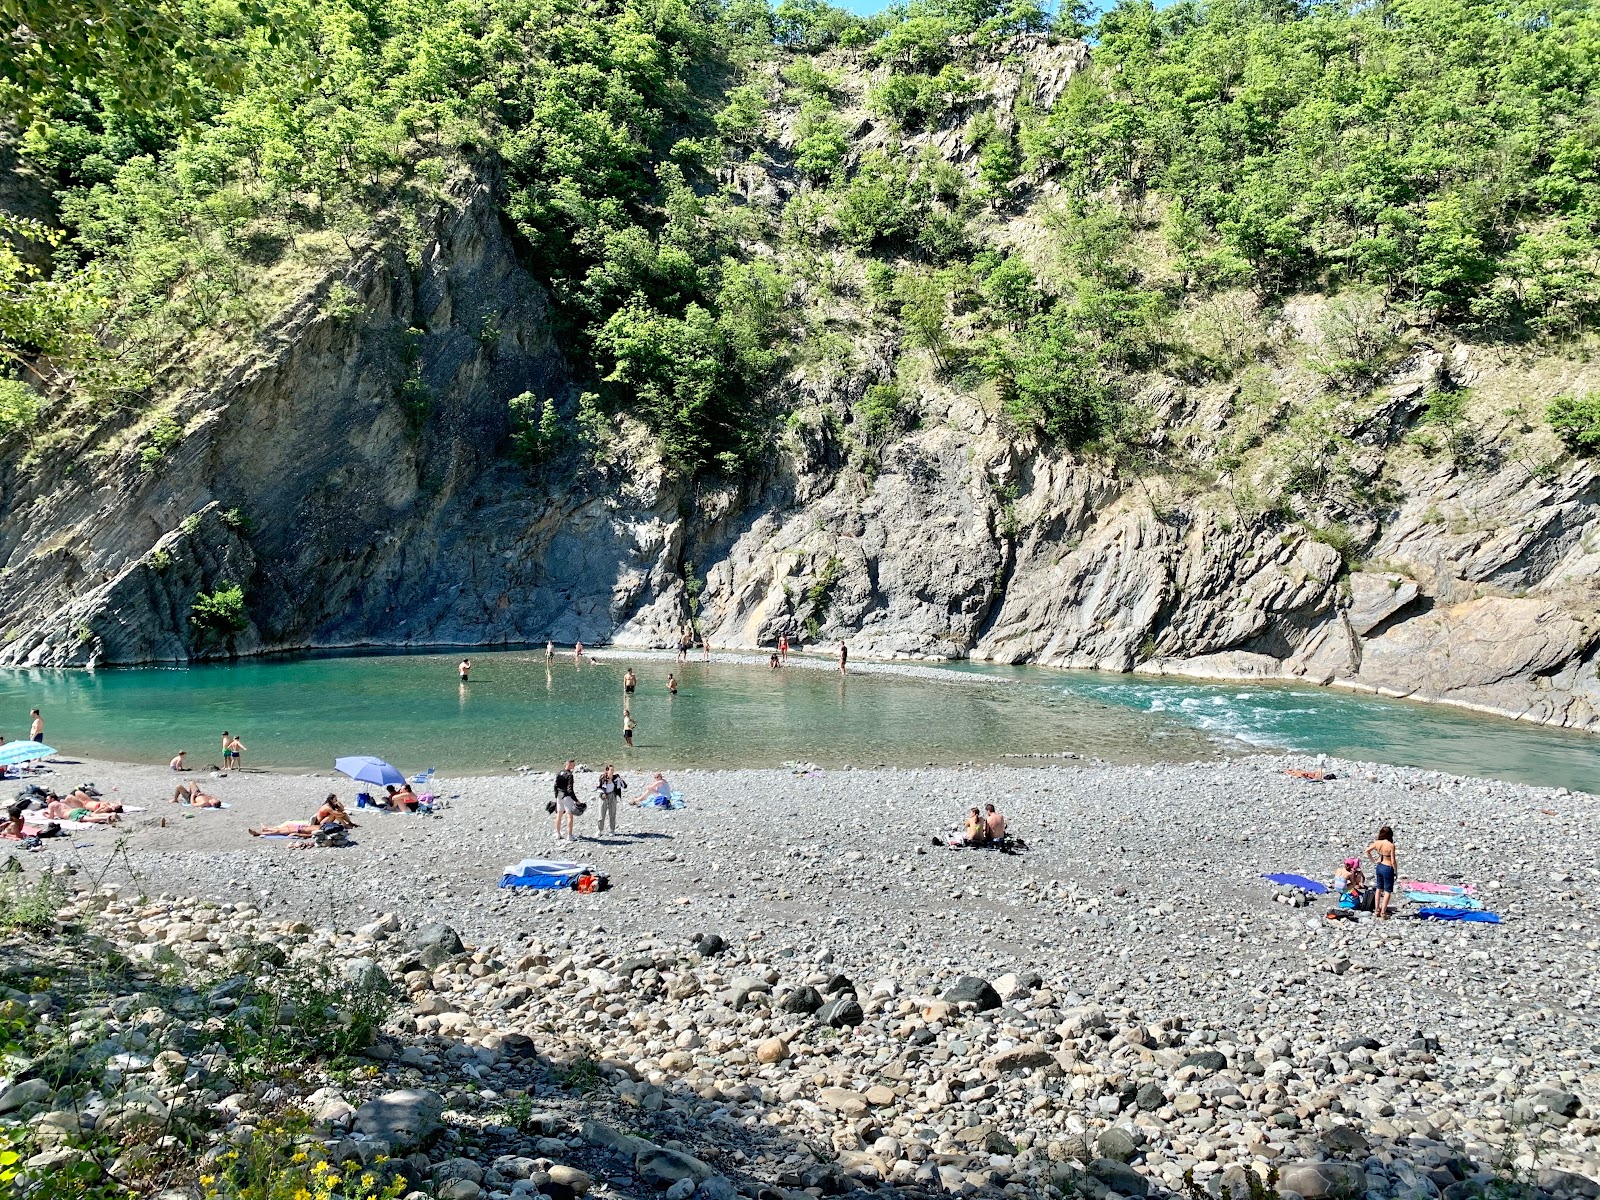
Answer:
45;798;120;824
249;795;356;838
172;782;221;807
32;790;123;823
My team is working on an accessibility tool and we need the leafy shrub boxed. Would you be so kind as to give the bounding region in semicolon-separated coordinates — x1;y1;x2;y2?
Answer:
508;391;566;464
858;382;911;443
795;101;848;180
868;67;976;132
0;868;67;934
398;376;431;431
714;83;768;145
1308;289;1397;385
190;582;248;641
0;377;41;440
148;547;173;573
220;506;256;535
804;555;842;624
139;415;183;473
1548;392;1600;456
319;281;364;322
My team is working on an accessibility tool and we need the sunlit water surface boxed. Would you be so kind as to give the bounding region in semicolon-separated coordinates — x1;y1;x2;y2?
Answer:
0;650;1594;791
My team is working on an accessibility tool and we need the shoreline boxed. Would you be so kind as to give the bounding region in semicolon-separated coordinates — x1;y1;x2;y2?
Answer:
8;637;1597;743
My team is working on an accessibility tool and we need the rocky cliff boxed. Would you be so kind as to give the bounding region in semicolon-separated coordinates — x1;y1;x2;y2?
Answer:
2;37;1598;737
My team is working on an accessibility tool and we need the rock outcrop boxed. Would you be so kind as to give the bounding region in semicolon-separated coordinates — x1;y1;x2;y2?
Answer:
2;167;1598;735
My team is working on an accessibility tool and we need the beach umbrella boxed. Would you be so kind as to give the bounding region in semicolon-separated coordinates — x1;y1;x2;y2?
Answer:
0;741;54;766
334;756;406;786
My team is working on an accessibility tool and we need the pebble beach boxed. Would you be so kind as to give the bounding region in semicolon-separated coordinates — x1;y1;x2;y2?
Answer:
2;751;1596;1200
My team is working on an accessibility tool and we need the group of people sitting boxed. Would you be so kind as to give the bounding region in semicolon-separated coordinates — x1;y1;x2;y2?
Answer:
934;803;1023;851
361;782;421;812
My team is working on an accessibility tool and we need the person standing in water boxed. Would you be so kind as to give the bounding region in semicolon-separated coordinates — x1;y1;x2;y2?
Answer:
667;673;678;695
623;668;637;698
623;710;635;747
29;709;44;743
545;640;554;662
574;640;584;663
837;641;848;674
778;633;789;663
227;734;247;768
1366;825;1398;920
221;730;232;766
458;657;472;682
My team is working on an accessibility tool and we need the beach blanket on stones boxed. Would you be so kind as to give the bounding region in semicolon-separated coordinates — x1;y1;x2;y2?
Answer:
1416;906;1501;924
640;792;686;809
1406;889;1482;909
1262;873;1329;895
499;859;587;889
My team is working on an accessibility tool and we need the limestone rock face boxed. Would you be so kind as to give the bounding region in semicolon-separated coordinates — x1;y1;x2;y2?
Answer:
0;168;684;666
2;165;1598;734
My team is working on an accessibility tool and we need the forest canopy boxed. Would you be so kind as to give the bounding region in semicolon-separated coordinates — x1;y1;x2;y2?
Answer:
2;0;1596;474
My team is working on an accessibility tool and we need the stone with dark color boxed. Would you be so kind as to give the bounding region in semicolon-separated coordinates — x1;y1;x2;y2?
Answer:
1088;1158;1150;1197
1180;1050;1228;1073
815;997;864;1028
1096;1127;1139;1163
1134;1083;1165;1112
942;976;1002;1012
780;986;824;1015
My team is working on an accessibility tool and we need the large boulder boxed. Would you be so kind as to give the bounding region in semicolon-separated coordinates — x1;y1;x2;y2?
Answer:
1089;1159;1149;1197
636;1146;717;1188
942;976;1001;1012
1278;1162;1368;1199
779;985;823;1015
352;1089;444;1151
815;997;864;1028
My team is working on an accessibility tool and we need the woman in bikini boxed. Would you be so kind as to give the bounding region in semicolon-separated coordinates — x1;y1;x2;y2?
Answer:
250;795;356;837
1366;825;1399;920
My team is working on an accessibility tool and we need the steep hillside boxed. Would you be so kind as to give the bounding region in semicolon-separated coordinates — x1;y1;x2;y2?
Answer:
2;0;1599;730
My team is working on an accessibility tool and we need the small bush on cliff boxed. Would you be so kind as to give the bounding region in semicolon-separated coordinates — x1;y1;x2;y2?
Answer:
1548;392;1600;456
0;378;40;441
508;391;566;464
857;382;911;443
139;416;183;473
190;582;248;642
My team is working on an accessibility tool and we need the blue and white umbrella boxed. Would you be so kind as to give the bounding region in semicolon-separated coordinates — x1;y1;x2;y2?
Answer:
0;740;54;766
334;755;406;787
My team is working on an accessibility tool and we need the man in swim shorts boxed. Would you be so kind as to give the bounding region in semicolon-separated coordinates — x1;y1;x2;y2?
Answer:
1366;824;1398;920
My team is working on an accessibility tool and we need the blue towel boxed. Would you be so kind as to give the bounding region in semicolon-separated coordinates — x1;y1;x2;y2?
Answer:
499;858;586;889
1416;906;1500;924
1261;872;1330;895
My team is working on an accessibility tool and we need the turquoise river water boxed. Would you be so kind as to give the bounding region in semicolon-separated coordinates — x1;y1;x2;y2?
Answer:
0;650;1595;792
